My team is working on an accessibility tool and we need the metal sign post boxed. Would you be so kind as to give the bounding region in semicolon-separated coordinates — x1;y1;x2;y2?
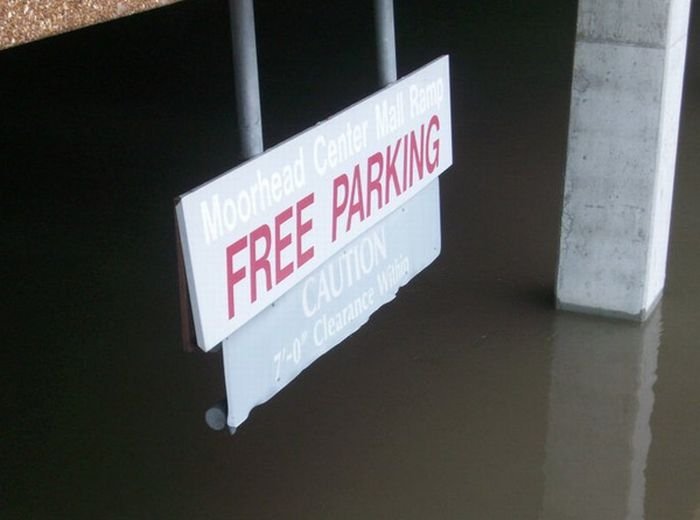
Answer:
202;0;264;431
229;0;263;159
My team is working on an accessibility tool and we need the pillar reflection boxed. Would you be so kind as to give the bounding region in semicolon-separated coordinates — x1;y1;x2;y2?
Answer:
540;308;662;520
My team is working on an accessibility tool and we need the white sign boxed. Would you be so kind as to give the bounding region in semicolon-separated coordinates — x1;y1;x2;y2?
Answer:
223;181;442;428
177;56;452;350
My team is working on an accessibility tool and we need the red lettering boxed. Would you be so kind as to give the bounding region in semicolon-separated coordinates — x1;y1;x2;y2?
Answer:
384;137;403;205
226;236;248;319
226;115;443;323
296;193;315;267
274;206;294;284
409;125;425;182
249;224;272;303
366;152;384;218
332;174;349;242
328;115;442;247
426;114;440;173
401;134;410;191
225;192;318;320
346;164;365;233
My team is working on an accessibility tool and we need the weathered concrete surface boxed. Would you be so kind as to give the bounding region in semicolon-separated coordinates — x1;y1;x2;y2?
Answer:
557;0;692;320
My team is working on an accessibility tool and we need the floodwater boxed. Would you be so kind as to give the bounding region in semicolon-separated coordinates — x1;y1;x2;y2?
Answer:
3;0;699;518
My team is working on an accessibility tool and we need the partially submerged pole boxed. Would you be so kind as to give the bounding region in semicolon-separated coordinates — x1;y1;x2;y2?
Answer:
203;0;264;434
207;0;399;433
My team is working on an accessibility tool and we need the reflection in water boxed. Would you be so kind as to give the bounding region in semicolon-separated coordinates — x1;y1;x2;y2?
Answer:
541;308;662;520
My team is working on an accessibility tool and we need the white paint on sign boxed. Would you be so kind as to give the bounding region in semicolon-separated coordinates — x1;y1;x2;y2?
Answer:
176;56;452;350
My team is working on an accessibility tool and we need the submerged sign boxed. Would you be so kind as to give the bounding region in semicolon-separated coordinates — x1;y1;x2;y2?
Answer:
223;182;441;428
177;56;452;351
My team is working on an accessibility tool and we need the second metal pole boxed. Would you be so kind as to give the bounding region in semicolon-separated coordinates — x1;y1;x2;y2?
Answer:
229;0;264;159
209;0;264;434
213;0;399;434
374;0;397;87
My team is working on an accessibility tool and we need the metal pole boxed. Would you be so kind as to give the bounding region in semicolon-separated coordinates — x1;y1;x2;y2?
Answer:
205;0;263;434
374;0;397;87
208;1;399;434
229;0;263;159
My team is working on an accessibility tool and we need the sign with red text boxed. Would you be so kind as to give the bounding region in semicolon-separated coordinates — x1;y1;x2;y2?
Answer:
176;56;452;351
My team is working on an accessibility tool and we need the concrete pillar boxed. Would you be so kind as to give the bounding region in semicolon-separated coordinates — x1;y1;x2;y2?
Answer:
556;0;692;320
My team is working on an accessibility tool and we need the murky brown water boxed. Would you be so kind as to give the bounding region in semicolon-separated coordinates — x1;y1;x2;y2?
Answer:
3;1;699;518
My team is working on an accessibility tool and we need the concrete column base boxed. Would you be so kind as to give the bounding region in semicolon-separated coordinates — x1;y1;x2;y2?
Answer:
557;290;663;322
556;0;691;320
